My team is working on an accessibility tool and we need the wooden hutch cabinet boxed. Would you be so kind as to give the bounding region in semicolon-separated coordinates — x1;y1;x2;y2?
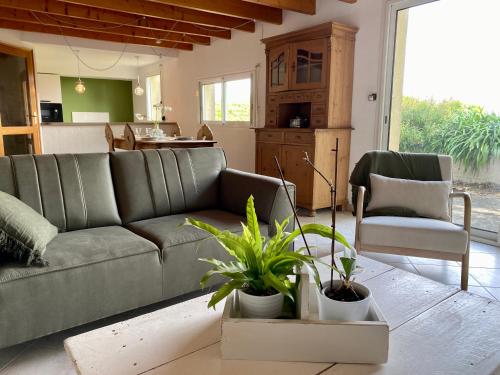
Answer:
255;22;358;216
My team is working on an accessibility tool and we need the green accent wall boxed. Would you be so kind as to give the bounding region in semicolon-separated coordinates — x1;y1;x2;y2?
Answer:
60;77;133;122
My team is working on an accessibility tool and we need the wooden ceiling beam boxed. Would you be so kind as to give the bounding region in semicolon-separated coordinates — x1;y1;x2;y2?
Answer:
242;0;315;15
0;7;211;45
0;19;194;50
57;0;256;32
0;0;231;39
145;0;282;24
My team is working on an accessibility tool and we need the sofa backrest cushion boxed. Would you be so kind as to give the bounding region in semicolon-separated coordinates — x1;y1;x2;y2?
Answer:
110;148;227;224
0;153;121;232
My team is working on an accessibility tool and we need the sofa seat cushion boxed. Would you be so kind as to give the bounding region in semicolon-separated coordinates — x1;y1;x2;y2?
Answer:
0;226;163;348
359;216;468;255
0;226;160;283
127;210;267;300
126;209;266;250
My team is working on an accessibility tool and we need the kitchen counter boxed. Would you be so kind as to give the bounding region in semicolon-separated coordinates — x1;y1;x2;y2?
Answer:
41;122;172;126
40;122;179;154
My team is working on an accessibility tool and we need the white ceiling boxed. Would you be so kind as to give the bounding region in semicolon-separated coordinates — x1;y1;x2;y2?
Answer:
34;43;161;69
18;31;176;79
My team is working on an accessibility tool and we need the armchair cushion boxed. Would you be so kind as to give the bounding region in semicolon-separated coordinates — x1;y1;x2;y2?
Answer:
359;216;468;254
349;151;443;216
366;174;451;220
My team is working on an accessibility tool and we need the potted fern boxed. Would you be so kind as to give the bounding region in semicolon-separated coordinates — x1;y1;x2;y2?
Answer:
185;195;351;319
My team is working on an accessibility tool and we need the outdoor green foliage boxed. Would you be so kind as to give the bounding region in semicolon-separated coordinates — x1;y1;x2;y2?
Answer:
226;103;251;122
212;103;250;122
400;97;500;172
184;195;352;309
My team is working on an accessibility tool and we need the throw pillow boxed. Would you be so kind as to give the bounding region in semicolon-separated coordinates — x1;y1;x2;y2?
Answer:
0;191;58;266
366;173;451;221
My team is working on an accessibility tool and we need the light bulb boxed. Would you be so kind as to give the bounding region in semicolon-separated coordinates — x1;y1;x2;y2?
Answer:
134;84;144;96
74;79;86;94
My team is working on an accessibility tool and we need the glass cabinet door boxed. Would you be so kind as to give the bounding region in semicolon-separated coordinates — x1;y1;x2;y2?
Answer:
290;39;327;90
268;45;289;92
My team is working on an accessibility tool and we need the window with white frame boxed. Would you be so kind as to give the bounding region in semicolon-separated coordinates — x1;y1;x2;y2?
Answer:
199;72;253;126
146;74;161;121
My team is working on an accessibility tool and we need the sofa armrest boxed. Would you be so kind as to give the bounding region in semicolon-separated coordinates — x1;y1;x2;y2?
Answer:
220;169;295;236
354;186;366;250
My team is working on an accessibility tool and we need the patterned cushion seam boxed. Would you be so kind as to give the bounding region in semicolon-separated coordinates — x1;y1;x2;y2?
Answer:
31;155;44;216
8;156;19;198
155;150;172;216
171;150;187;210
53;155;67;232
141;150;158;217
73;155;88;228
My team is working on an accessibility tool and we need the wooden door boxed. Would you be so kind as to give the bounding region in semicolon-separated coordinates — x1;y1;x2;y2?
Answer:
282;144;314;207
0;42;41;156
290;39;328;90
256;142;281;178
268;45;289;93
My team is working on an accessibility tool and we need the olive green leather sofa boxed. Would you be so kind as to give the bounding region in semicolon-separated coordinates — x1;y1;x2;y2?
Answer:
0;148;294;349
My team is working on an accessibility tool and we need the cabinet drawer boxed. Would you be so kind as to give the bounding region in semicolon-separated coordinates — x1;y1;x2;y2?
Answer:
268;95;278;105
312;91;327;102
266;117;277;127
294;93;304;102
311;115;327;128
257;131;283;143
285;131;315;144
311;103;326;116
266;106;277;117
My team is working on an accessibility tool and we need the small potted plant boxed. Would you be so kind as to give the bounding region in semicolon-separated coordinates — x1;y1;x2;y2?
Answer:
185;195;351;319
300;141;371;321
316;247;371;321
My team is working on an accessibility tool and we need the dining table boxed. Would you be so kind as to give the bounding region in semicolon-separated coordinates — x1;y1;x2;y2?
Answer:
113;136;217;150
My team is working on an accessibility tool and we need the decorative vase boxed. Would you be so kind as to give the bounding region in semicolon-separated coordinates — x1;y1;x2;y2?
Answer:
238;289;284;319
316;280;372;321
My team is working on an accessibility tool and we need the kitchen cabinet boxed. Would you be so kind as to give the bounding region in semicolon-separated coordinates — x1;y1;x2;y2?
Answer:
37;73;62;103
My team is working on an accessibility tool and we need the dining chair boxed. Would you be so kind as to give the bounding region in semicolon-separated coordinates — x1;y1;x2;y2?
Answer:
163;122;182;137
104;123;115;152
351;152;471;290
123;123;137;150
197;124;214;140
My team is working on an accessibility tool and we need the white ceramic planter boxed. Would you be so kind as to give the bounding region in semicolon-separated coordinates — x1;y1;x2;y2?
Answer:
316;280;372;321
238;290;284;319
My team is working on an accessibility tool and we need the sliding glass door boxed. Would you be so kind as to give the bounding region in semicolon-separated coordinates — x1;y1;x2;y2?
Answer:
382;0;500;242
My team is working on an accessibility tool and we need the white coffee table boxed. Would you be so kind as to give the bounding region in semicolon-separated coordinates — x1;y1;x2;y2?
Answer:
65;256;500;374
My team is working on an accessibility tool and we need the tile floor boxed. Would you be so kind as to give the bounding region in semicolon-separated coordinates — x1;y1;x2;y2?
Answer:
1;209;499;374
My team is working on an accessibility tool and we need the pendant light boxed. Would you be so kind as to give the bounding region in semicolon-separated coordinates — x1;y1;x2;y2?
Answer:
134;56;144;96
74;50;86;95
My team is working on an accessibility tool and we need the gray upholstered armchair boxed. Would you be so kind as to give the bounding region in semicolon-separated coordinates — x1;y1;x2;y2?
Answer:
351;153;471;290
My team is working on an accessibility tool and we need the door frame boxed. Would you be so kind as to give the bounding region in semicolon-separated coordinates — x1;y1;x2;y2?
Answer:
0;41;41;156
379;0;499;243
379;0;439;150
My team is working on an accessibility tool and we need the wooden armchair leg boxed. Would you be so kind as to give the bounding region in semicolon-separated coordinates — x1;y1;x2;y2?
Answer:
461;251;470;291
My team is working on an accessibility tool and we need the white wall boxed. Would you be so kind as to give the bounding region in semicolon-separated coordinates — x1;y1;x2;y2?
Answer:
133;58;177;121
163;0;387;172
1;0;389;173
